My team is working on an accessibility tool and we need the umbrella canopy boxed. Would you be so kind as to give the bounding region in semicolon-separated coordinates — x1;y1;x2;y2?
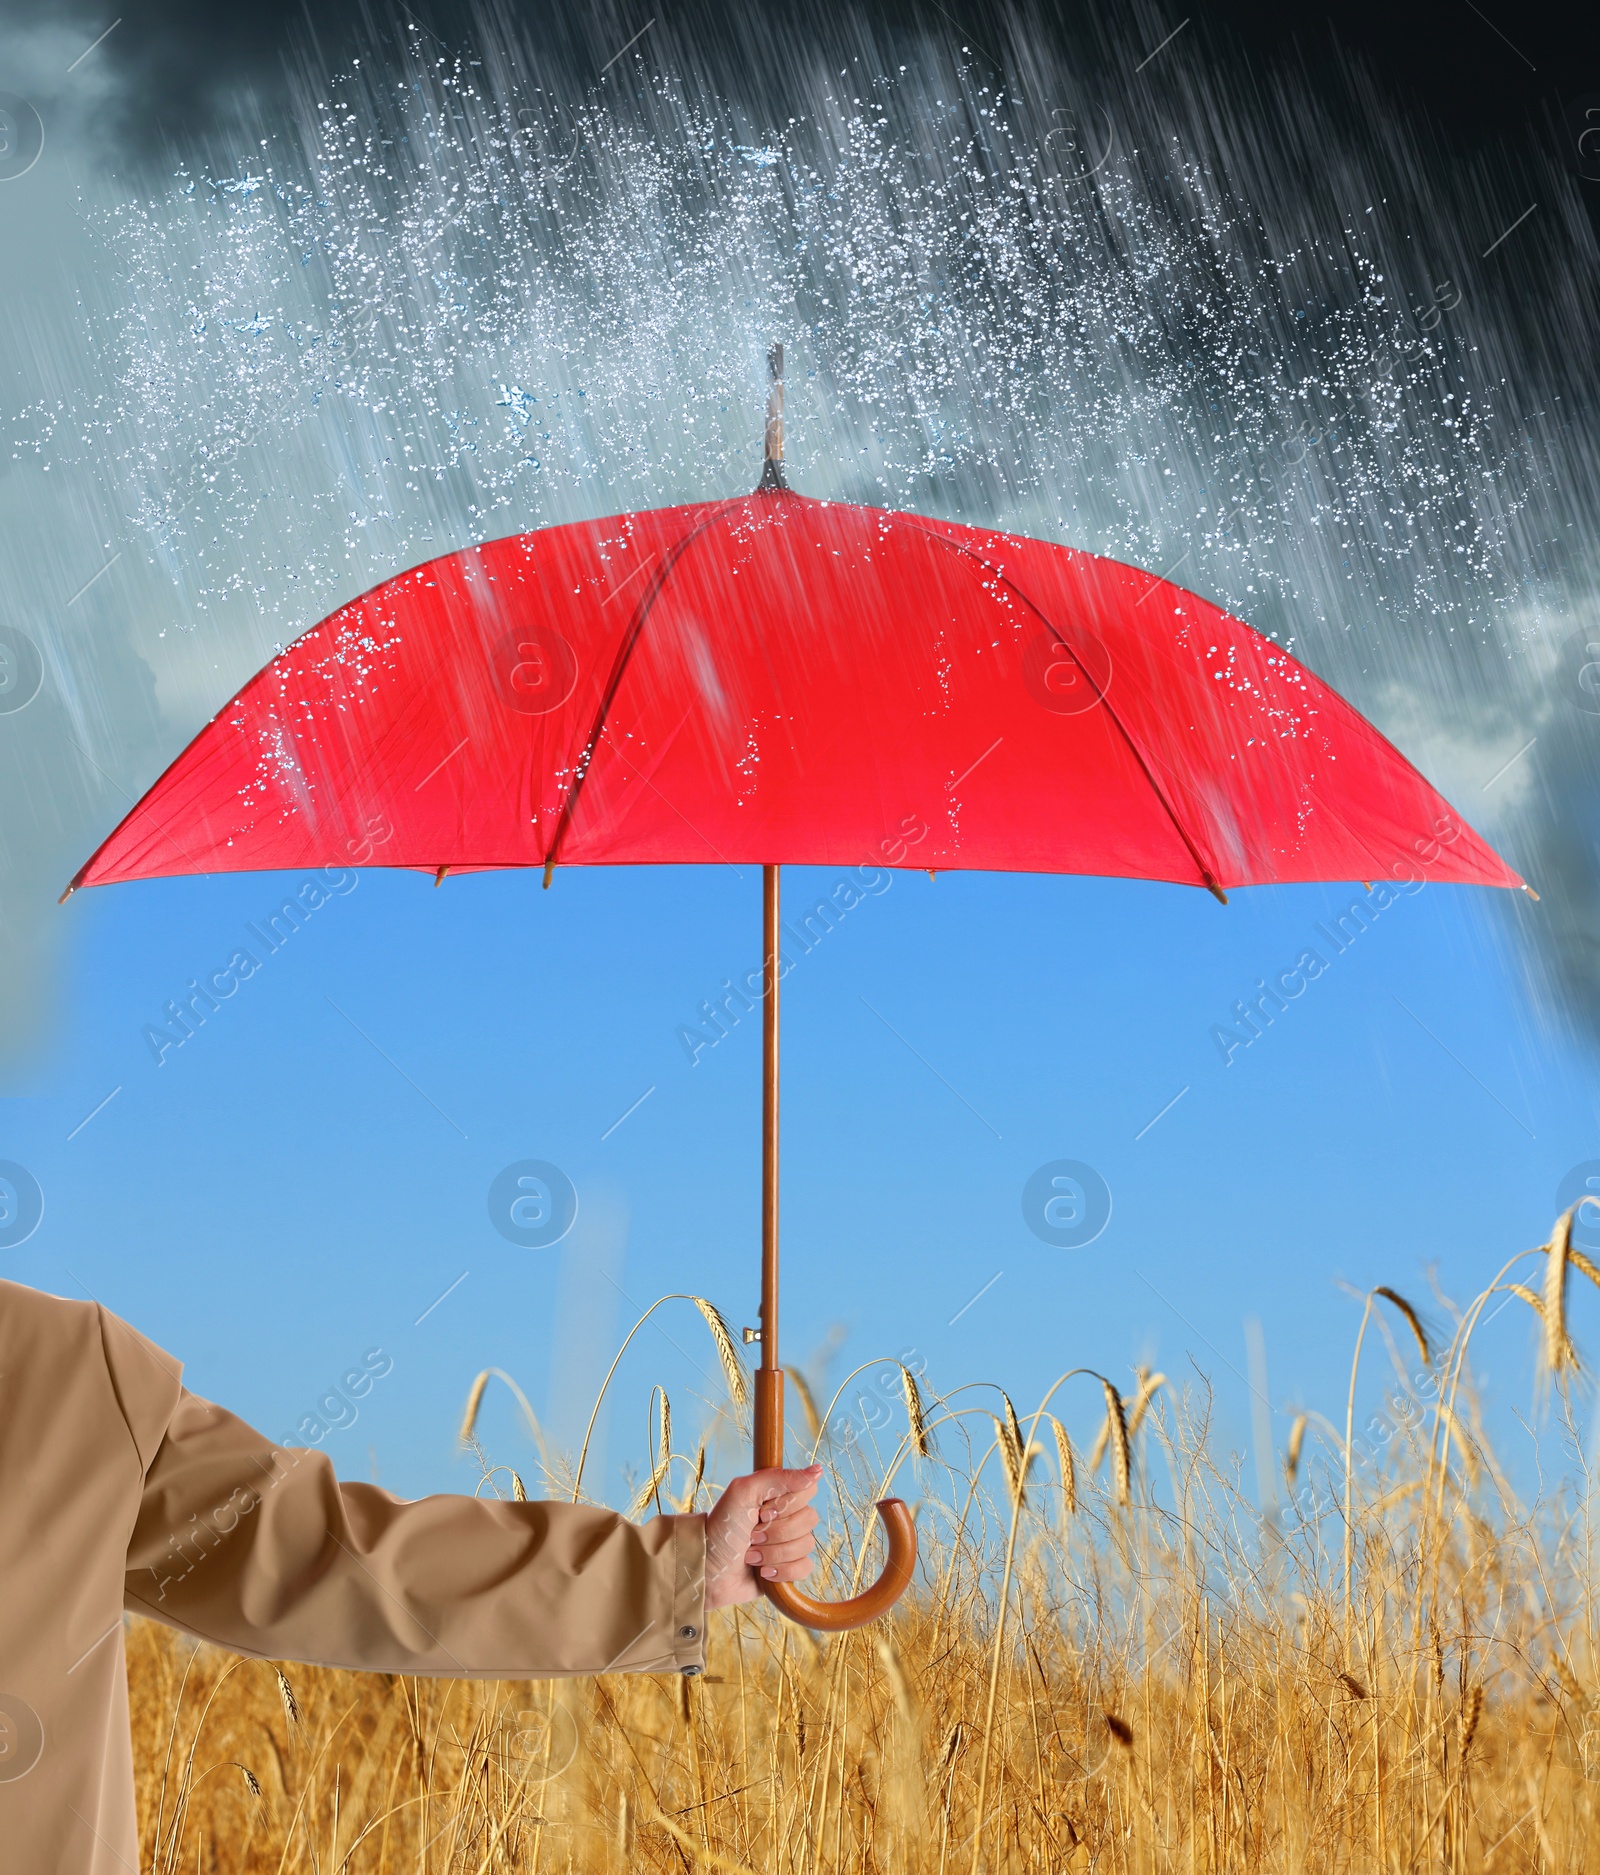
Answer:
69;488;1518;898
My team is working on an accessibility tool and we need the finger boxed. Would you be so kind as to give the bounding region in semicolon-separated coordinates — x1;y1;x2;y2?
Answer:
756;1488;823;1524
751;1465;824;1503
751;1533;817;1566
752;1506;819;1543
758;1555;818;1582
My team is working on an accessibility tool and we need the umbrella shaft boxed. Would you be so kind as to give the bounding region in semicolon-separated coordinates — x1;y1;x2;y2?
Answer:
760;864;781;1374
753;864;785;1471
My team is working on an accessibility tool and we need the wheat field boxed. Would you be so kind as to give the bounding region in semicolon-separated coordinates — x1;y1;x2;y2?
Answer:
128;1210;1600;1872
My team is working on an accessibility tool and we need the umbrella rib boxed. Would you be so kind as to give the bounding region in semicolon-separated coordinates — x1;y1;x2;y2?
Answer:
541;502;739;881
895;516;1229;898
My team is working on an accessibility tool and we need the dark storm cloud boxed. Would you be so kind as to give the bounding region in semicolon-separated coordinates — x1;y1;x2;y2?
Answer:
18;0;1600;173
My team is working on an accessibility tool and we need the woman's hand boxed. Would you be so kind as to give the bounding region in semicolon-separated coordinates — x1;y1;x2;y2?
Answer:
703;1465;823;1609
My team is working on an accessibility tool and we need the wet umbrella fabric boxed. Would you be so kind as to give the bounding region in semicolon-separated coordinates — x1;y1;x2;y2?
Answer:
71;489;1519;895
67;484;1522;1631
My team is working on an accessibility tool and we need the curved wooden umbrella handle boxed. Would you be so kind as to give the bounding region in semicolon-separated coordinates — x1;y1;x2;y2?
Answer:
753;1368;916;1631
759;1496;918;1631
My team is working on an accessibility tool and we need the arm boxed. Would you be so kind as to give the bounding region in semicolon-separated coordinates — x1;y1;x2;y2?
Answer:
125;1389;706;1678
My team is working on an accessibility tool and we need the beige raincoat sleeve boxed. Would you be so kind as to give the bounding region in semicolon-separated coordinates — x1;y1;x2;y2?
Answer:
124;1388;708;1679
0;1280;704;1875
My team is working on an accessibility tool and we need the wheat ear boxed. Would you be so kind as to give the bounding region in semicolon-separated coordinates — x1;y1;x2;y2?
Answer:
1048;1414;1076;1518
997;1404;1027;1507
1284;1413;1308;1490
1565;1198;1600;1294
1542;1212;1578;1375
786;1366;822;1444
1458;1684;1484;1760
458;1370;491;1444
457;1366;548;1461
902;1363;932;1457
1374;1287;1431;1365
692;1297;750;1408
1100;1376;1131;1506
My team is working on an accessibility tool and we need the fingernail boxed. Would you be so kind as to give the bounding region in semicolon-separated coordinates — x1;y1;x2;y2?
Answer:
762;1566;777;1579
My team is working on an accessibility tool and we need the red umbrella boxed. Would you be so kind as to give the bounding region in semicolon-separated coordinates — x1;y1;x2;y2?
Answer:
67;349;1522;1628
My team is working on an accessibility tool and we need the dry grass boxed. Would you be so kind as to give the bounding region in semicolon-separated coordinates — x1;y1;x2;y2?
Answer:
128;1216;1600;1872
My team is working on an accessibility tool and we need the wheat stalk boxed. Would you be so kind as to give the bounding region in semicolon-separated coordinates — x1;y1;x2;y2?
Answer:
275;1669;300;1729
457;1366;548;1459
1434;1401;1483;1487
1126;1368;1166;1439
628;1388;673;1518
572;1294;748;1501
672;1441;706;1513
875;1634;917;1724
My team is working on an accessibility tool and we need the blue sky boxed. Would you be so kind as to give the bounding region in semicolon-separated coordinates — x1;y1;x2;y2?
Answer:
3;842;1593;1516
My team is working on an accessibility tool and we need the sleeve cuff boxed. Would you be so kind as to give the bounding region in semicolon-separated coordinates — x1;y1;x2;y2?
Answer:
665;1512;707;1676
604;1512;707;1678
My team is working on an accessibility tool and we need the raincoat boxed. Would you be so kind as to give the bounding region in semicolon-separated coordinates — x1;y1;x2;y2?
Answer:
0;1278;707;1873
